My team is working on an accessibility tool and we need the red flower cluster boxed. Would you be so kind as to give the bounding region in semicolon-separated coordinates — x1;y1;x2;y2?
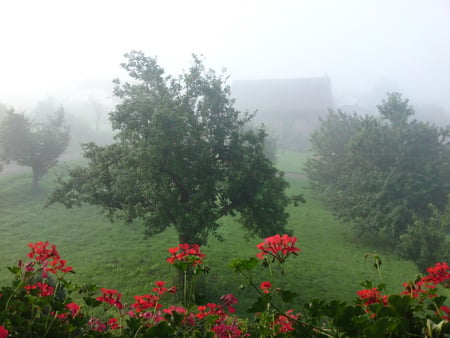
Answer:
196;303;227;319
220;294;238;314
96;288;123;309
130;294;161;314
27;241;59;262
424;262;450;288
440;306;450;321
167;243;205;266
256;234;301;263
211;321;248;338
152;280;176;295
26;241;73;275
88;317;107;332
0;326;8;338
401;262;450;298
260;281;272;294
8;240;449;336
88;317;123;332
24;282;54;297
357;287;388;318
357;288;388;306
66;302;81;317
163;305;187;315
54;302;81;321
107;318;122;330
129;280;176;318
274;309;300;334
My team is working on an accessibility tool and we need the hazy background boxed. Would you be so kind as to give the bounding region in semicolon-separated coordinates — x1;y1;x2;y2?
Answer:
1;0;449;124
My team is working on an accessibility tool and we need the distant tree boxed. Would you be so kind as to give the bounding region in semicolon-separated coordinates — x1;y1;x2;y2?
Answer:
262;127;279;162
0;102;8;119
48;51;302;245
0;107;70;188
0;102;10;171
88;95;109;132
32;97;58;120
245;123;278;162
305;93;449;267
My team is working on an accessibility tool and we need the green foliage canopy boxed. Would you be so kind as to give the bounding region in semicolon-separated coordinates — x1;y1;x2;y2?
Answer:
48;51;301;244
305;93;449;265
0;107;69;187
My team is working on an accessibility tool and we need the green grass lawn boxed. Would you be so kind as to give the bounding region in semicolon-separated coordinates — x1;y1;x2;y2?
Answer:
0;152;419;314
276;149;309;174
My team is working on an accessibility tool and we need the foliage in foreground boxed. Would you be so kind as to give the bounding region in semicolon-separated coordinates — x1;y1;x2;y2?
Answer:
48;51;303;245
0;237;449;337
305;92;450;270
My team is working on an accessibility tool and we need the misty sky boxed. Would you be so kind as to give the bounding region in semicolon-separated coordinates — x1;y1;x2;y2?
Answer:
1;0;449;115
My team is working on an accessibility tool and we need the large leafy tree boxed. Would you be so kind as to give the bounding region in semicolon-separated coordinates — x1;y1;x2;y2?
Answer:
48;51;301;245
0;107;70;188
305;93;449;265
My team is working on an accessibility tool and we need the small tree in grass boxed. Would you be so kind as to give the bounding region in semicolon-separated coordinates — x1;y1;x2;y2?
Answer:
0;107;69;188
48;51;303;245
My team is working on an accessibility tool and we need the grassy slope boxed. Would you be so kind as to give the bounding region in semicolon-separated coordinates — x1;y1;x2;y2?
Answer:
0;153;418;313
276;149;309;174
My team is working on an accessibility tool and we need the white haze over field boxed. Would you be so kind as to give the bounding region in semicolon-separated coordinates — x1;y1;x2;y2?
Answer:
1;0;449;123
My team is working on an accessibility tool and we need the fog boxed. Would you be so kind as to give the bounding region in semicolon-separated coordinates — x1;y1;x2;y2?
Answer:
1;0;449;127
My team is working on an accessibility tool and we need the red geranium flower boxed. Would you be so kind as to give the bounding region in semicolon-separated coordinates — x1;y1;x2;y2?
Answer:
401;262;450;299
26;242;73;274
167;243;205;266
153;280;169;295
220;294;238;313
25;282;54;297
260;281;272;294
357;287;388;318
131;294;161;313
66;302;81;317
108;318;122;330
256;234;301;263
274;309;300;333
163;305;187;315
439;306;450;321
0;326;8;338
96;288;123;309
27;241;59;262
212;322;247;338
357;288;388;306
423;262;450;288
88;317;107;332
195;303;226;319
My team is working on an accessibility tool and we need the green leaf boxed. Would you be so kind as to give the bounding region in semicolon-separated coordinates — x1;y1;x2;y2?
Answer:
280;290;298;303
7;266;20;275
363;317;390;338
387;295;411;316
145;321;174;336
229;258;259;272
248;294;271;313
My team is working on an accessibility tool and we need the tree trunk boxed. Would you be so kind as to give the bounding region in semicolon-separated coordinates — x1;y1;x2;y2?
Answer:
32;167;40;190
178;233;193;245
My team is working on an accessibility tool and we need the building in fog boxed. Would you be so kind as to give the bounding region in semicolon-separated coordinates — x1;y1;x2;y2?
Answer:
232;77;333;151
